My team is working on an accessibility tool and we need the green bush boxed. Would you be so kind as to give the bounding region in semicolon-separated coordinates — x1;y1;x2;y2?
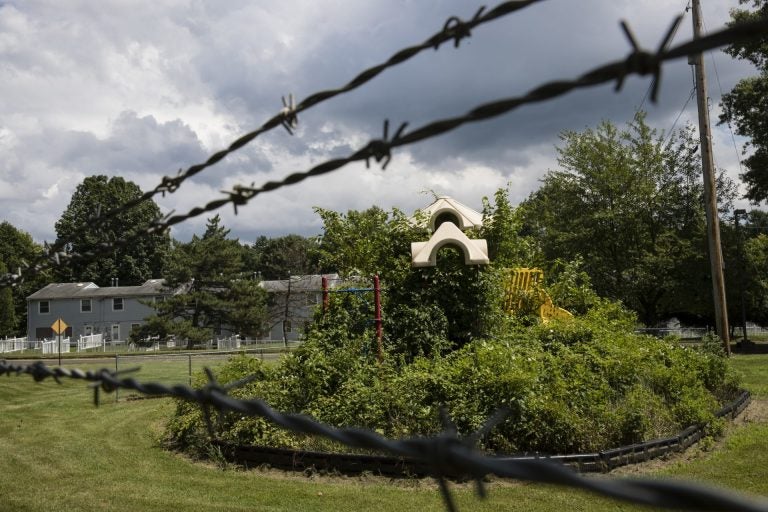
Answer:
164;299;742;458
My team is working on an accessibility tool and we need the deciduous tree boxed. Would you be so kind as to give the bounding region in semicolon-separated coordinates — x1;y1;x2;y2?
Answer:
54;175;170;285
0;221;49;335
521;113;735;325
249;234;320;280
720;0;768;202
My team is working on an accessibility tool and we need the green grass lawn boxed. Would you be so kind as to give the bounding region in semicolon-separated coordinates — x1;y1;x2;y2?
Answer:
1;354;767;511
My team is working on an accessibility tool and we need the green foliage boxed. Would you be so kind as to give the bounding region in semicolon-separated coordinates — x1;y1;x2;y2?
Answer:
0;262;16;334
249;234;321;279
520;113;736;325
142;215;268;347
720;1;768;202
544;258;599;316
744;233;768;325
0;221;49;335
313;205;505;354
54;175;170;285
481;187;539;267
166;300;741;457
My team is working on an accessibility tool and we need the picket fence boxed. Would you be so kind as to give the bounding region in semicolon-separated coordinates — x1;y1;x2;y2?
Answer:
41;338;70;355
0;336;30;353
77;333;104;352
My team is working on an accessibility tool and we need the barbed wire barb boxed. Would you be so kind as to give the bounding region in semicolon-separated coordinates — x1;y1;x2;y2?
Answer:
438;5;487;49
616;14;683;102
280;93;299;135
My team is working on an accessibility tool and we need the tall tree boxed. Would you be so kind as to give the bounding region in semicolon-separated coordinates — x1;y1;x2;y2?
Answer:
0;221;50;335
250;234;320;279
0;262;16;335
720;0;768;202
521;113;736;325
147;215;268;347
54;175;170;285
723;209;768;330
313;206;394;277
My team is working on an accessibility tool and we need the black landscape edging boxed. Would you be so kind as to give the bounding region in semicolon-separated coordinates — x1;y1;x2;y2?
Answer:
215;390;751;477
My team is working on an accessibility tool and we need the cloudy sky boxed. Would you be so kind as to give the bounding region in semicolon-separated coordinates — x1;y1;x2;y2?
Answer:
0;0;761;245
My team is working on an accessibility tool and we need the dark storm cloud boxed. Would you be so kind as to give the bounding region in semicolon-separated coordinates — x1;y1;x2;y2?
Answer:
1;0;758;245
229;0;752;173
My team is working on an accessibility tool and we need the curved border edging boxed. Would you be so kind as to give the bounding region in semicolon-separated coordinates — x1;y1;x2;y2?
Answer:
215;390;751;477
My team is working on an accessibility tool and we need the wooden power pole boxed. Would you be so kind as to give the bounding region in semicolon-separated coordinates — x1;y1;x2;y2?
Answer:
691;0;730;354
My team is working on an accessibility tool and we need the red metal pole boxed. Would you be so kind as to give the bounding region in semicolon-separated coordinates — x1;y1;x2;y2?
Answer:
374;274;383;362
322;276;329;315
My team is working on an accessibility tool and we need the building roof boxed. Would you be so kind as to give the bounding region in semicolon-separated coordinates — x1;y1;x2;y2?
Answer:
260;274;339;293
27;279;169;300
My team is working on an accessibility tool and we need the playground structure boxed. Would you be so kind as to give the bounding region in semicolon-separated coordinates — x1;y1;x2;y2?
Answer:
410;197;571;323
503;267;572;322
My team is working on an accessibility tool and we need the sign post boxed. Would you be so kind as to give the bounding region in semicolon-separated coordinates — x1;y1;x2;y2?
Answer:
51;318;68;366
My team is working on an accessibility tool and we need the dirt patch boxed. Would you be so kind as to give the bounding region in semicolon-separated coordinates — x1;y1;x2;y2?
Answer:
734;398;768;424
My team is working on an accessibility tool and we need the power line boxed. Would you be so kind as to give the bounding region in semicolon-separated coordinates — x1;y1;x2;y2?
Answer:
701;13;745;176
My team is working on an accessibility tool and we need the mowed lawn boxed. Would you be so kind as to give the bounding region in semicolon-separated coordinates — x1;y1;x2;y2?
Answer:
1;355;768;512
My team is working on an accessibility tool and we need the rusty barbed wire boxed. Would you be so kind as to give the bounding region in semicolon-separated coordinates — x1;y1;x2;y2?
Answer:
2;0;544;287
1;359;766;512
2;14;767;289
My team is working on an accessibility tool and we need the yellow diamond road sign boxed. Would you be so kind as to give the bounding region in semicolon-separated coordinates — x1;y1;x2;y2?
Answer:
51;318;68;335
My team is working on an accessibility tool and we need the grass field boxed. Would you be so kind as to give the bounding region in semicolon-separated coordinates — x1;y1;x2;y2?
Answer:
0;354;767;511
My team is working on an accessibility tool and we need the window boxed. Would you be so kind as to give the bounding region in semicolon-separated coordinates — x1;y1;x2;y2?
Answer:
113;297;124;311
39;301;50;314
284;320;292;333
131;323;141;332
84;325;93;336
80;299;92;313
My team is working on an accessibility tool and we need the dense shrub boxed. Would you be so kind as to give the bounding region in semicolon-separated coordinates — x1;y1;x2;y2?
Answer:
164;193;741;460
164;301;741;457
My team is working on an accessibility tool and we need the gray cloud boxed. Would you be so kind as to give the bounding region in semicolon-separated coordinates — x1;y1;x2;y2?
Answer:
0;0;761;246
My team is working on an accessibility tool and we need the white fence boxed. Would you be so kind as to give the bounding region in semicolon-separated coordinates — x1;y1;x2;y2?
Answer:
77;333;104;352
41;338;70;355
0;336;29;353
216;336;241;351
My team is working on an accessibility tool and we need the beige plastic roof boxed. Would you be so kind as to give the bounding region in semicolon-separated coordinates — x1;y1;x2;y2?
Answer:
415;196;484;231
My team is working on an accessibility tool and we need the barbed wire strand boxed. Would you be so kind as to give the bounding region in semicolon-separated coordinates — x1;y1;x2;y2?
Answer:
2;15;768;289
1;359;766;512
19;0;545;276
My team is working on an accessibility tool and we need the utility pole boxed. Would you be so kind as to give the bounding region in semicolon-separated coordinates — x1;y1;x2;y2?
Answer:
692;0;730;354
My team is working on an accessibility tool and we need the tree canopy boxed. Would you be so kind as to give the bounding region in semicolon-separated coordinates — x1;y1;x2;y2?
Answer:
720;0;768;202
140;215;267;347
54;175;170;286
0;221;49;335
520;113;736;325
249;234;320;280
